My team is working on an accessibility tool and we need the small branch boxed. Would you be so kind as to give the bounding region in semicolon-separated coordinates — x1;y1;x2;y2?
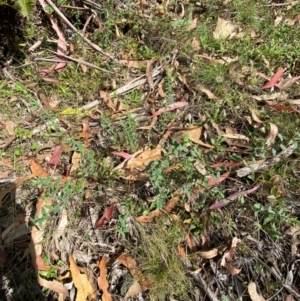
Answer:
47;51;116;74
83;0;103;11
28;40;42;52
263;1;300;6
59;5;89;10
81;100;100;110
110;48;178;96
45;0;114;60
236;142;297;177
31;100;100;135
83;14;93;34
34;57;66;63
191;272;220;301
0;136;16;150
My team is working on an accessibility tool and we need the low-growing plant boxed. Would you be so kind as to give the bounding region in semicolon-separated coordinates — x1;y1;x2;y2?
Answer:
133;218;192;301
117;197;135;239
253;201;299;239
119;112;139;153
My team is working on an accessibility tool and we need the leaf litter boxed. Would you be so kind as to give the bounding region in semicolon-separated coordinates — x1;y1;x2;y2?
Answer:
1;1;300;300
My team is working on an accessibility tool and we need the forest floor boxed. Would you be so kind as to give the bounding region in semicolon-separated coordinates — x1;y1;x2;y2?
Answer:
1;1;300;300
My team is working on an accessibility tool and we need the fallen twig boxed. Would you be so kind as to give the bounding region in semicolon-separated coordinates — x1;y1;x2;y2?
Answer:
45;0;113;60
34;57;66;63
269;267;300;300
111;65;165;96
31;100;100;135
83;14;93;34
83;0;103;11
110;48;178;96
236;142;298;177
81;100;100;110
246;247;300;300
263;1;300;6
28;40;42;52
47;51;116;74
0;136;16;150
38;0;67;72
191;272;220;301
31;50;177;135
59;5;89;10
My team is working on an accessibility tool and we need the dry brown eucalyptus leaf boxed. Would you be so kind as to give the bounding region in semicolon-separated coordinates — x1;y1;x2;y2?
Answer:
69;254;96;301
248;282;266;301
266;123;278;146
124;282;142;299
213;18;236;40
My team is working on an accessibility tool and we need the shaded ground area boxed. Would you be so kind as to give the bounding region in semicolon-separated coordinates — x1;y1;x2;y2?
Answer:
1;1;300;300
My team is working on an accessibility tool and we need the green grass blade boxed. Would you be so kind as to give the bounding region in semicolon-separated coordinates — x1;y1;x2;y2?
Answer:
14;0;34;17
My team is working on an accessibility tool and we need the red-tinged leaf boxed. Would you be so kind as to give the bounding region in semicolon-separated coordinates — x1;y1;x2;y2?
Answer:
42;7;67;56
40;69;53;76
189;172;230;202
209;200;228;210
153;101;188;117
226;185;260;201
266;104;297;112
209;185;260;210
37;0;67;74
262;68;285;89
112;152;132;159
292;14;300;25
42;77;59;84
207;171;230;186
53;62;67;72
210;162;242;168
95;203;117;229
49;145;63;166
188;193;197;202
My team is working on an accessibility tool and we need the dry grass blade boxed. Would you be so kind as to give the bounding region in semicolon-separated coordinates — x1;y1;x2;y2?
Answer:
49;51;116;74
